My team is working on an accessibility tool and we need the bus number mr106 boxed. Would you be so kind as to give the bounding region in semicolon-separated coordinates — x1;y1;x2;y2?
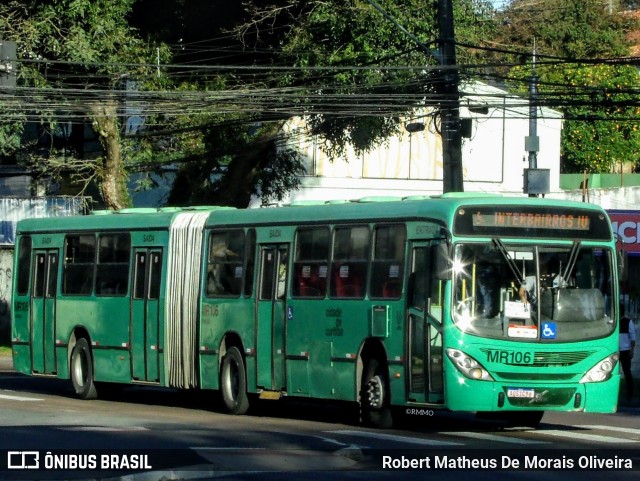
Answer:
486;350;533;365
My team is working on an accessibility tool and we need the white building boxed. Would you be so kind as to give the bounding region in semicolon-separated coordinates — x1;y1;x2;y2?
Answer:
253;82;563;206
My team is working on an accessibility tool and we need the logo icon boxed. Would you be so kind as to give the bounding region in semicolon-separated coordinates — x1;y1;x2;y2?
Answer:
541;322;557;339
8;451;40;469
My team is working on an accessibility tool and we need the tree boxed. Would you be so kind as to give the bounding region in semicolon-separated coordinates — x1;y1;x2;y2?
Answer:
138;0;497;206
1;0;501;208
233;0;498;160
548;64;640;173
497;0;640;173
0;0;171;209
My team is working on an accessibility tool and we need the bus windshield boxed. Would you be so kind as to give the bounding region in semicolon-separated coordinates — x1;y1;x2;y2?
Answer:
453;241;615;342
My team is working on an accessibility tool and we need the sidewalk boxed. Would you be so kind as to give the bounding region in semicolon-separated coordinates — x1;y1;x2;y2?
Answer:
0;352;13;373
618;377;640;409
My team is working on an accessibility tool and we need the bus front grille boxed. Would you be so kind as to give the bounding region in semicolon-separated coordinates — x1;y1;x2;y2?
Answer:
530;350;595;367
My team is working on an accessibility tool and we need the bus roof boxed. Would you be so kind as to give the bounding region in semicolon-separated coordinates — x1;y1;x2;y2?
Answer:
15;195;610;237
203;195;609;229
15;206;231;234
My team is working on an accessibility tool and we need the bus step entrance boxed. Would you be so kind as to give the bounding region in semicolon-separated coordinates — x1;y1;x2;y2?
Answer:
259;390;283;400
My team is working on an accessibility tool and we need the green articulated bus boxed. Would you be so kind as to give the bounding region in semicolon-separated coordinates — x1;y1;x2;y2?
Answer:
11;194;622;428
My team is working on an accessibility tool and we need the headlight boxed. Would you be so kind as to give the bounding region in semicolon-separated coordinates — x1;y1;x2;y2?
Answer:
579;353;619;383
446;348;494;381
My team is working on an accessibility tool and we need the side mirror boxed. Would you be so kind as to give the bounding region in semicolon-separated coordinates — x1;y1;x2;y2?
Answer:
434;242;451;281
618;250;628;283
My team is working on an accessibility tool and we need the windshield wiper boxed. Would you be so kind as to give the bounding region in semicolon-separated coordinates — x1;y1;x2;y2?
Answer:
493;238;524;284
561;241;581;283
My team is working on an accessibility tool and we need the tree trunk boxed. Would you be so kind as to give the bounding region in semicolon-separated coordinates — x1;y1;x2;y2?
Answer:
89;101;129;210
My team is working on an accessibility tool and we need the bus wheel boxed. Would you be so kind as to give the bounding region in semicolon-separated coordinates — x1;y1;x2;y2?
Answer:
361;358;393;429
220;346;250;415
70;338;97;400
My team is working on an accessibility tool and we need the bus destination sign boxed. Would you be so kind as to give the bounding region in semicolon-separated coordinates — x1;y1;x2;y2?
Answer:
472;211;590;231
454;206;611;241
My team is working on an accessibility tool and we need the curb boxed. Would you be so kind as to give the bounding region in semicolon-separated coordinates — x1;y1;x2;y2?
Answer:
0;353;13;372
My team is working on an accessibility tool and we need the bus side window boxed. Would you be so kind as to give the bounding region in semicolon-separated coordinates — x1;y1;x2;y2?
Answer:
293;227;329;298
63;234;96;295
330;226;369;299
207;230;245;297
17;236;32;295
96;233;131;296
370;225;406;299
243;229;256;297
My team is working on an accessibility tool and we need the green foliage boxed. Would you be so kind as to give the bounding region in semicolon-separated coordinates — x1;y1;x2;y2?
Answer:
255;147;306;205
553;64;640;173
500;0;632;59
500;0;640;173
243;0;497;159
4;0;168;84
0;121;24;156
0;0;172;208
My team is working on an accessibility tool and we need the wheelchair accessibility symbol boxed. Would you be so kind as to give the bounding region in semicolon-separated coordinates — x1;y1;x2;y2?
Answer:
541;322;557;339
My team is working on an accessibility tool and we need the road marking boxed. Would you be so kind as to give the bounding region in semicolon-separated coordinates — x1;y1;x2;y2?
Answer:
443;431;551;444
59;426;149;432
0;393;43;402
192;447;266;450
575;425;640;437
326;430;461;446
537;429;637;444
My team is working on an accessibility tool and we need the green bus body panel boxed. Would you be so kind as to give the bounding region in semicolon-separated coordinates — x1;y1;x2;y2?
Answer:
31;295;56;374
12;344;31;375
10;196;619;417
93;349;131;383
443;327;620;412
13;212;175;385
199;299;255;390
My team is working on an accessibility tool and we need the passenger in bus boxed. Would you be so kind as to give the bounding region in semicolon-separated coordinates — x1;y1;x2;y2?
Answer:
518;259;563;307
276;251;288;299
476;261;499;318
207;240;236;295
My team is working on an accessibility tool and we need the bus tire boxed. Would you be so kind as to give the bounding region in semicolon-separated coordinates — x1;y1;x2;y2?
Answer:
361;358;393;429
220;346;250;415
70;338;97;400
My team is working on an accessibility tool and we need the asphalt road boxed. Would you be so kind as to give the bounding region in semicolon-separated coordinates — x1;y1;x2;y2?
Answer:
0;354;639;481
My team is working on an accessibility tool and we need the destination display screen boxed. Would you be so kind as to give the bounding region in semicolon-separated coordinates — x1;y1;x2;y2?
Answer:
472;211;590;231
454;206;612;240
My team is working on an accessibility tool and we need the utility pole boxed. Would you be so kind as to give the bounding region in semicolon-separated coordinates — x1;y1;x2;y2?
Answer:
526;45;538;172
523;41;549;197
437;0;464;193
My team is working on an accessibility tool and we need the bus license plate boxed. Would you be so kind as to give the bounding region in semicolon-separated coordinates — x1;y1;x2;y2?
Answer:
507;388;535;399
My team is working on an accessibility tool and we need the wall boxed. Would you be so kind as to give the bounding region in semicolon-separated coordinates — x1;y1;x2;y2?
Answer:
0;196;86;345
252;82;563;206
0;248;12;345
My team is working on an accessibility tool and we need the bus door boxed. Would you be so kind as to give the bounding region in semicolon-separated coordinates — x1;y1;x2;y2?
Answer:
256;244;289;392
31;249;59;375
407;241;444;404
131;249;163;382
